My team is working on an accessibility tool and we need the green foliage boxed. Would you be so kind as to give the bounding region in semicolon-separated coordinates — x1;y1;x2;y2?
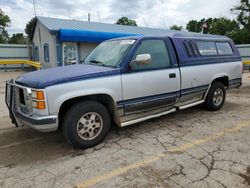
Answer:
228;28;250;44
186;17;239;35
209;18;239;35
25;17;36;42
0;11;10;43
231;0;250;28
115;17;137;26
0;11;10;27
186;20;202;33
9;33;26;44
170;25;183;31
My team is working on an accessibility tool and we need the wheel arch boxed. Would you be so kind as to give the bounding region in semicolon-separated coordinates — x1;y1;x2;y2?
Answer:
211;75;229;88
58;94;121;130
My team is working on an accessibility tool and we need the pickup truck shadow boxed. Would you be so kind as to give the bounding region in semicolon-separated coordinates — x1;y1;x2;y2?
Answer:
0;101;240;167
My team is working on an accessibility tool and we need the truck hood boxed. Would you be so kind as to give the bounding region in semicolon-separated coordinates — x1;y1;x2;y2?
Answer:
15;64;120;89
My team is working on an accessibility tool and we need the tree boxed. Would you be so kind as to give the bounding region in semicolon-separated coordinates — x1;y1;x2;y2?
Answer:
186;17;239;35
25;17;36;42
170;25;183;31
231;0;250;29
186;20;202;33
231;0;250;43
209;17;239;36
115;17;137;26
9;33;26;44
228;28;250;44
0;10;10;43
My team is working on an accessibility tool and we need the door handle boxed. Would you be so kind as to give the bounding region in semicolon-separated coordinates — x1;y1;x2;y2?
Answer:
169;73;176;78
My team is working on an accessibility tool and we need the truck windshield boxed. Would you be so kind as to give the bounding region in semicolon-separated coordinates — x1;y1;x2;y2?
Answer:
84;39;135;68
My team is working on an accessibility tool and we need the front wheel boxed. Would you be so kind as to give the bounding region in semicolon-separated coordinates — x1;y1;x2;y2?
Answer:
62;101;111;148
204;82;226;111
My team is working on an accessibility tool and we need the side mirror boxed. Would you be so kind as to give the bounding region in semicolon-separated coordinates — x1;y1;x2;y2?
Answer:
130;54;151;69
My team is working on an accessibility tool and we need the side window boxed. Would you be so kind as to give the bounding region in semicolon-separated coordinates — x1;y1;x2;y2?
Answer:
44;43;50;62
132;40;171;71
216;42;233;55
184;41;193;56
196;41;217;56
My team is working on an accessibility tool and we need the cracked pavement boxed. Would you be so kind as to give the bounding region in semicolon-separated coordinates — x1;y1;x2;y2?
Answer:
0;71;250;188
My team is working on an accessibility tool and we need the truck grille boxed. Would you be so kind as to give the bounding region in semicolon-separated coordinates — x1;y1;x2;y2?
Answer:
6;81;32;116
19;88;25;105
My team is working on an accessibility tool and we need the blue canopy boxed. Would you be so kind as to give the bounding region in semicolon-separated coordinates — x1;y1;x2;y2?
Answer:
59;29;141;43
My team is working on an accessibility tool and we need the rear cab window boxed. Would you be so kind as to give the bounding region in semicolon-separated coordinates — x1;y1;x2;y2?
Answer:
196;41;217;56
194;41;234;56
216;42;233;55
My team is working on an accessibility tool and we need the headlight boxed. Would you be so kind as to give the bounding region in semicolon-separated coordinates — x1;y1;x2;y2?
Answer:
31;90;46;109
32;90;45;100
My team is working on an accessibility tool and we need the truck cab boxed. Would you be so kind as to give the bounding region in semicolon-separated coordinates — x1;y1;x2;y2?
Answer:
6;32;242;148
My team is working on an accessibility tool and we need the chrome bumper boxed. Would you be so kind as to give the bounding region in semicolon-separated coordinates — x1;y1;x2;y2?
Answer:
5;80;58;132
15;111;58;132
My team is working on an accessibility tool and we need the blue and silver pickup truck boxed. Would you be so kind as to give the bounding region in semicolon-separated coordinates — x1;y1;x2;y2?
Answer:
5;32;242;148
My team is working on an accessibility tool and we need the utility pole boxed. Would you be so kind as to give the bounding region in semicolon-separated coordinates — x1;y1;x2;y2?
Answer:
32;0;37;16
88;13;90;22
68;8;71;19
143;18;148;28
97;11;101;23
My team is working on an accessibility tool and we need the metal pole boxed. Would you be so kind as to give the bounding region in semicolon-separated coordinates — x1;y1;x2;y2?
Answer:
88;13;90;22
33;0;37;16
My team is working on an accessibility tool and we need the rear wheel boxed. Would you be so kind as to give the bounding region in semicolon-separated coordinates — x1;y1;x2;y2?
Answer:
62;101;111;148
204;82;226;111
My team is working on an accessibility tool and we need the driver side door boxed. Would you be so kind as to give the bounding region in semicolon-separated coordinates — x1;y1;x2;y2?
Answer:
121;39;180;115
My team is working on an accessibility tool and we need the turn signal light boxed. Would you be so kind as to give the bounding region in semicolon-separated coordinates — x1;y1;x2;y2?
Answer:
33;101;46;109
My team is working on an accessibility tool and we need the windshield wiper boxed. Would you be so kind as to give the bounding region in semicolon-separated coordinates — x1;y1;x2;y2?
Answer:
89;60;112;67
89;59;104;65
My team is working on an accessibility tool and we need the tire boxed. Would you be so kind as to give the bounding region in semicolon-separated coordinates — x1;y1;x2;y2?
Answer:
204;82;226;111
62;101;111;148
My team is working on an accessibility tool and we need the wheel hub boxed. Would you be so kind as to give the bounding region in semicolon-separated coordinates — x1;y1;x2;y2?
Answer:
77;112;103;140
213;88;223;106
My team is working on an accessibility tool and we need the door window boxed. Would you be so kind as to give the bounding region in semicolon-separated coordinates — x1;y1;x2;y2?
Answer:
63;43;78;66
132;40;171;71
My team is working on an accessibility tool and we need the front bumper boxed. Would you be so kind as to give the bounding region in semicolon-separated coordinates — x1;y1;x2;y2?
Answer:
15;111;58;132
5;80;58;132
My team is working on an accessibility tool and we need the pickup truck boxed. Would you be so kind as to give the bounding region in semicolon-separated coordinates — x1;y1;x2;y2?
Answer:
5;32;242;148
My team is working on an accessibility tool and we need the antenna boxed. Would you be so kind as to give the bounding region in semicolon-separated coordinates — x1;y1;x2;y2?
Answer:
32;0;37;16
97;11;101;23
68;8;71;19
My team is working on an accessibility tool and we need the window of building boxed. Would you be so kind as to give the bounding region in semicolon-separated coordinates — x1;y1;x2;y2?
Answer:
44;43;50;62
216;42;233;55
132;40;171;71
56;44;61;66
63;43;78;66
196;41;217;56
34;46;39;61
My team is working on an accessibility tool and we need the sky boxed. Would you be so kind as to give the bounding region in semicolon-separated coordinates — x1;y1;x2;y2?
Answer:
1;0;239;35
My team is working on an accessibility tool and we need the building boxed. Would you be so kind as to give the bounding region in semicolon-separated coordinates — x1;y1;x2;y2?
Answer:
31;16;176;68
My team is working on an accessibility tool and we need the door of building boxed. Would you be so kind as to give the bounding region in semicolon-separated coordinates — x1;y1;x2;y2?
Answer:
62;42;78;66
